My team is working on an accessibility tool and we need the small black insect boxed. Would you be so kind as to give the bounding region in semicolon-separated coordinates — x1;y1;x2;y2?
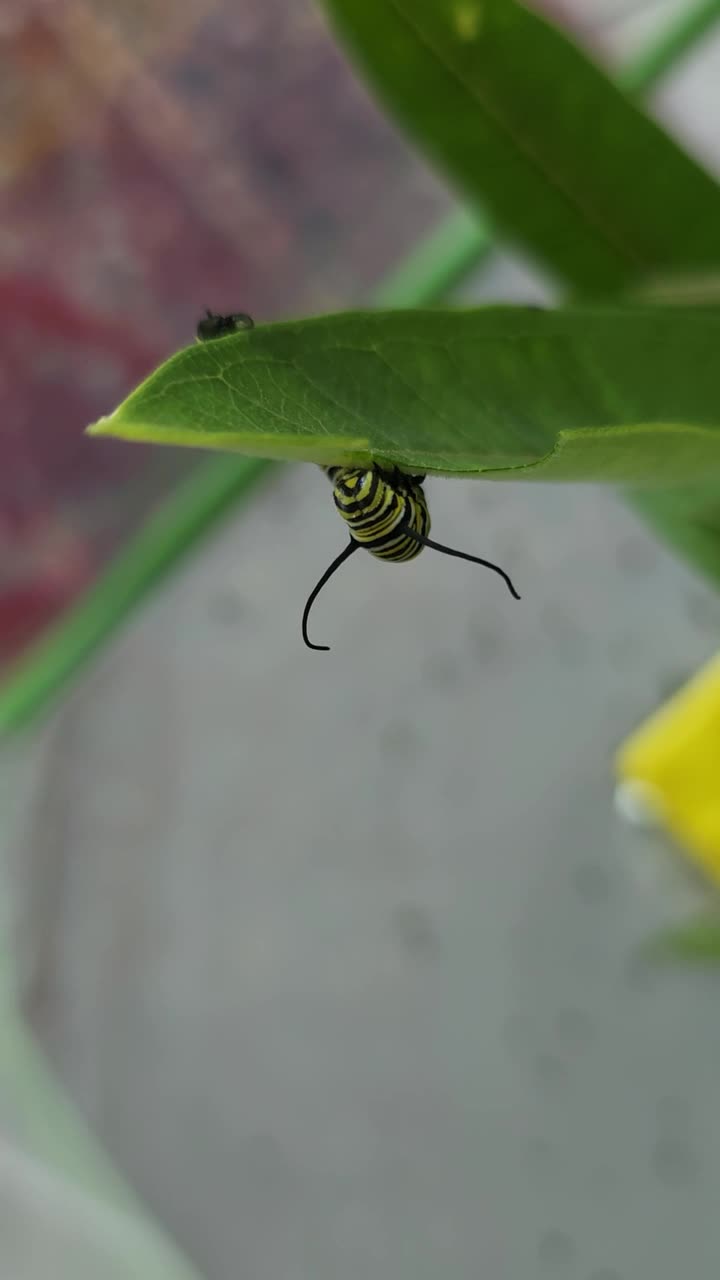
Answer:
196;310;521;652
196;309;255;341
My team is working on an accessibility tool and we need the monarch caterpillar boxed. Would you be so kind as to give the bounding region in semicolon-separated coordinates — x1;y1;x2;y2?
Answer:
196;311;521;651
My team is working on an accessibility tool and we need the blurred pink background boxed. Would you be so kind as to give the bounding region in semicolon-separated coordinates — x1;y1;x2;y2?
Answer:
0;0;453;671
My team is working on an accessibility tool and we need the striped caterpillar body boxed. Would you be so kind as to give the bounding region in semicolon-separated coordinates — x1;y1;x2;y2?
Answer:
197;312;520;651
322;465;430;563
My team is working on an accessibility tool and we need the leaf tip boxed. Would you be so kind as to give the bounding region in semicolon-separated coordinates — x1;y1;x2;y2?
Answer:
85;414;116;439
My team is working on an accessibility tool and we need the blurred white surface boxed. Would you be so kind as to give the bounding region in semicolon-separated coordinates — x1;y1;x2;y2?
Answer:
8;467;720;1280
0;748;201;1279
0;1138;200;1280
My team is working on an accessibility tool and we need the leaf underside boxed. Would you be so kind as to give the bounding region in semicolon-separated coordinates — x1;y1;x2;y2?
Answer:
314;0;720;581
89;306;720;485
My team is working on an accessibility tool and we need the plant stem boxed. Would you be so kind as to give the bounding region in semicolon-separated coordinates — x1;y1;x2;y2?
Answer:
370;207;493;307
0;461;268;733
620;0;720;94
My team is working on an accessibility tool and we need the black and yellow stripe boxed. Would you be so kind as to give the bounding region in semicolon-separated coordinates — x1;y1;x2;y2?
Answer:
323;466;430;562
196;310;520;652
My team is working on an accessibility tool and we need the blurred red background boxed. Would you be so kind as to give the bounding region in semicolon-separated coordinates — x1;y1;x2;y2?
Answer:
0;0;451;672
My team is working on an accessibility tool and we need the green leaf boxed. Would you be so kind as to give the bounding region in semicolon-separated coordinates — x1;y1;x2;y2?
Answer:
88;306;720;483
642;915;720;964
632;481;720;590
319;0;720;294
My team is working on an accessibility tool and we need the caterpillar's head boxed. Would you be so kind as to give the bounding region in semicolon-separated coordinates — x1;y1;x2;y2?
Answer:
329;465;424;513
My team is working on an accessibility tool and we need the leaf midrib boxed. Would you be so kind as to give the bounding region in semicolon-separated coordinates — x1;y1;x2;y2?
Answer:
388;0;650;272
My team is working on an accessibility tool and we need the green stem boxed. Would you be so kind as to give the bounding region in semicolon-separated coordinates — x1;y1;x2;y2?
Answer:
619;0;720;95
0;460;269;733
370;206;493;307
1;0;719;735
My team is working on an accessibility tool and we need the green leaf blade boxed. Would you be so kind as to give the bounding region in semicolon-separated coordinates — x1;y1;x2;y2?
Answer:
644;916;720;964
88;306;720;484
320;0;720;293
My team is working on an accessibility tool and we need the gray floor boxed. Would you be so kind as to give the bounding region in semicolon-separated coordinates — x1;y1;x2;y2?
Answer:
9;464;720;1280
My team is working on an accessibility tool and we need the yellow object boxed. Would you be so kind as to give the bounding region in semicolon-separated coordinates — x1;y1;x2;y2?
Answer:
615;652;720;883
